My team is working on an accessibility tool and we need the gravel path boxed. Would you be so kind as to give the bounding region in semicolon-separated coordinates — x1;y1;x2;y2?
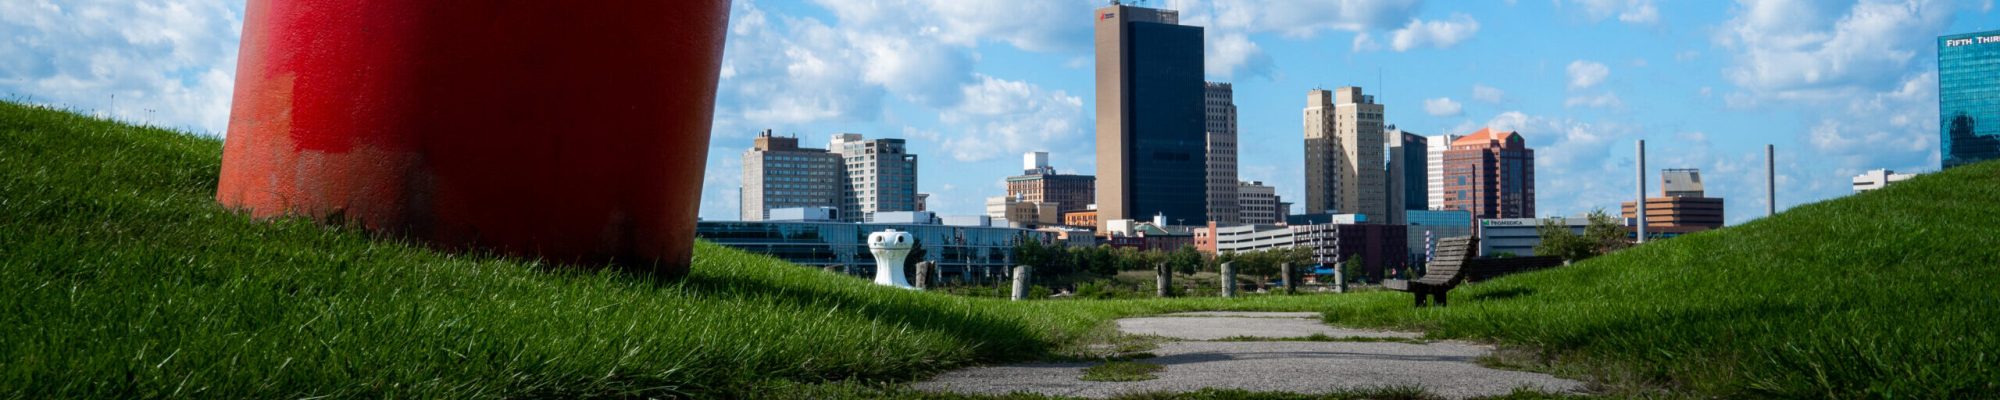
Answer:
914;312;1584;399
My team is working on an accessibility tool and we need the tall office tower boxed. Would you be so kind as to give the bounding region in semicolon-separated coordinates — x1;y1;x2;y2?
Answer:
1442;128;1535;219
1940;30;2000;169
1303;87;1386;222
1006;151;1097;216
1425;134;1459;210
741;129;843;221
1205;82;1241;225
1236;181;1283;225
1095;3;1208;228
829;133;919;222
1384;127;1427;225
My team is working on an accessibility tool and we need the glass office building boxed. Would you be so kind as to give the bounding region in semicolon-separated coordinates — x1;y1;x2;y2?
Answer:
1941;30;2000;168
1404;209;1473;265
695;221;1055;284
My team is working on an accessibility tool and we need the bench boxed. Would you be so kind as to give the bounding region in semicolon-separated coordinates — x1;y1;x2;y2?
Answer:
1383;236;1566;307
1381;236;1476;307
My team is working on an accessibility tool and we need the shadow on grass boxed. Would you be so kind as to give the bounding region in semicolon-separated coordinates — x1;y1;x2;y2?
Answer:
1467;287;1537;302
677;272;1051;362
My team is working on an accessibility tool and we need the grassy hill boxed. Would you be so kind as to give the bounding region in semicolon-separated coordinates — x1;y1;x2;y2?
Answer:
4;100;1997;398
0;101;1337;398
1324;156;2000;396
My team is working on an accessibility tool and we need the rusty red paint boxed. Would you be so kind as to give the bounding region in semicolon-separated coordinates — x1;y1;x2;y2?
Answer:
217;0;732;278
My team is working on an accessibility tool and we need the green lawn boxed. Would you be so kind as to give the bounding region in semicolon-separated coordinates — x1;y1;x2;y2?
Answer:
1319;158;2000;397
3;100;1996;398
0;100;1339;398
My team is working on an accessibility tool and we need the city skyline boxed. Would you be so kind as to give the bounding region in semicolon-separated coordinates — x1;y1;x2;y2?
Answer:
4;1;1994;224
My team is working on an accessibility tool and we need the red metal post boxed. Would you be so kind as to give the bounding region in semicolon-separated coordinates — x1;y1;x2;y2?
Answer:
217;1;733;278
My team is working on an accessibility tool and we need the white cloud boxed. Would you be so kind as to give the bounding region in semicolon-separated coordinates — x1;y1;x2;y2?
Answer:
1567;60;1611;89
1170;0;1424;39
1713;0;1951;98
1423;97;1463;117
1706;0;1944;187
1472;84;1505;103
809;0;1095;53
0;0;243;134
1564;92;1624;109
1351;32;1381;52
714;9;885;130
1207;32;1274;79
1475;111;1635;217
1171;0;1421;74
1387;14;1481;51
1566;0;1660;24
938;75;1088;162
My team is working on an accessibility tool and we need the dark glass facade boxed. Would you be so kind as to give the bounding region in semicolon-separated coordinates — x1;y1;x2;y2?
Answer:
1125;21;1208;224
1941;30;2000;168
695;221;1056;283
1399;133;1428;211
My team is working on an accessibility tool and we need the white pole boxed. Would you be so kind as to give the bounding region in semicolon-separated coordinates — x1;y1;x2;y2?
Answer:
1636;140;1647;244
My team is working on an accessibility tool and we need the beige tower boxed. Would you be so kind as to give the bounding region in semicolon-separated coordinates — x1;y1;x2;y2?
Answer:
1205;82;1240;225
1303;87;1386;222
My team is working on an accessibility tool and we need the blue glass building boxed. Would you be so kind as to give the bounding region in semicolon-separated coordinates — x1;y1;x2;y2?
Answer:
695;221;1056;284
1404;209;1473;265
1941;30;2000;168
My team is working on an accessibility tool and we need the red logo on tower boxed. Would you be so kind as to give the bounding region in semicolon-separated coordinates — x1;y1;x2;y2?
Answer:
1101;12;1116;20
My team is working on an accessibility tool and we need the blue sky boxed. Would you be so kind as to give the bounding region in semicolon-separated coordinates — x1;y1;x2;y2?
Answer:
5;0;1994;224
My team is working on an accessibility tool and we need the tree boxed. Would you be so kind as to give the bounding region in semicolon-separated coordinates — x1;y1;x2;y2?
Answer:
1342;253;1366;284
1537;208;1633;263
1209;251;1235;274
1167;245;1203;276
1582;209;1631;255
1014;235;1049;268
1085;245;1117;276
1534;216;1590;262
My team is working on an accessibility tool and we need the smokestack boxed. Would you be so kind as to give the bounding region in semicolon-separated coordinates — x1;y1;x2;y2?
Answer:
1767;144;1776;217
1636;140;1647;244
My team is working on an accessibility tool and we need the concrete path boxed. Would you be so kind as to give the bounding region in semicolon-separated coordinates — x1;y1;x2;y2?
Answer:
915;311;1584;399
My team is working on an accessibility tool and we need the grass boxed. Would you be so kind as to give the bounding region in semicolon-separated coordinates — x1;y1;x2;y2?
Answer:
1316;160;2000;397
1080;361;1166;382
4;99;1996;398
0;99;1341;397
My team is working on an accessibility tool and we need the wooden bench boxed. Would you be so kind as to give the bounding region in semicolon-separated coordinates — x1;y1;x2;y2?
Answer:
1381;236;1476;307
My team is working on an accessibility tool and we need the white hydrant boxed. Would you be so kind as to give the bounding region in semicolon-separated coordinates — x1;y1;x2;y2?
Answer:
867;229;917;289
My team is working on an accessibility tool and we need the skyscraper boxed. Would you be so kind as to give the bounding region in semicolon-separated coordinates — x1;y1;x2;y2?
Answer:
1095;3;1208;228
1304;87;1386;222
1205;82;1240;225
741;129;842;221
1940;30;2000;168
1384;127;1427;225
830;133;919;222
1426;134;1459;210
1442;128;1535;220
